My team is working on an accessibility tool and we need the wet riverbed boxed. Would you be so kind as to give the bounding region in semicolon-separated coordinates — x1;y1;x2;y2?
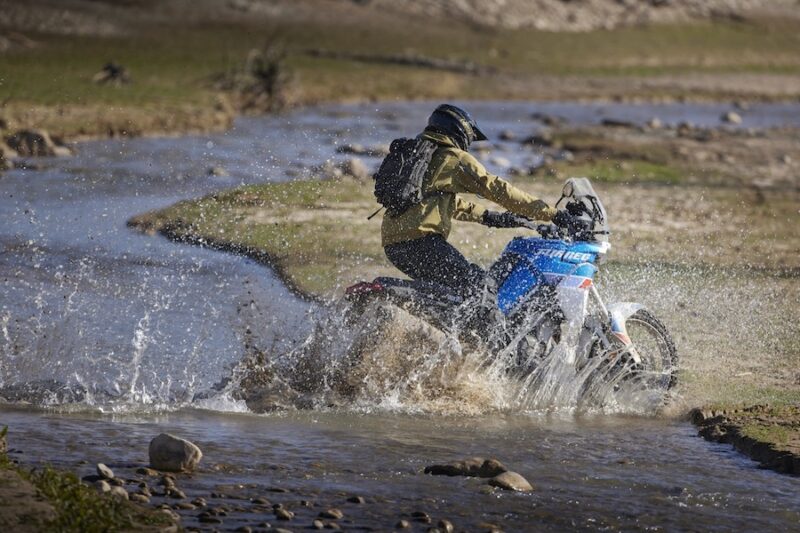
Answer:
3;406;800;531
1;102;799;530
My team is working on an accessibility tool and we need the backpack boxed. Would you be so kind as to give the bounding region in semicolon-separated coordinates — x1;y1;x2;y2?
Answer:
373;137;438;217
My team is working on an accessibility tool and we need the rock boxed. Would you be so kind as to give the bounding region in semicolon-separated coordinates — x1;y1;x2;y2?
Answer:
198;513;223;524
207;166;229;177
5;129;72;157
488;471;533;492
236;527;253;533
148;433;203;472
346;495;365;504
498;130;516;141
699;423;727;442
191;497;207;507
92;61;131;85
159;474;176;488
0;141;17;170
335;143;365;155
489;156;511;168
646;117;663;129
252;496;271;505
109;485;130;499
689;408;713;425
168;488;187;499
174;502;196;510
130;492;150;504
676;121;695;135
96;463;115;480
478;459;507;477
396;520;411;529
520;131;555;147
319;508;344;520
780;154;792;164
136;466;158;476
438;519;455;533
336;143;389;157
275;508;295;520
424;457;507;478
339;157;370;181
531;112;564;126
313;519;325;529
721;111;742;124
94;480;111;493
601;118;636;128
411;511;431;523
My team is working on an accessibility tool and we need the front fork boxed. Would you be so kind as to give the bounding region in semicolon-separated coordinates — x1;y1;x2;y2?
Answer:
585;286;643;365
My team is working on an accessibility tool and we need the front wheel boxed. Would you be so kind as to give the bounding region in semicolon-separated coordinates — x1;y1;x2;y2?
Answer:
579;309;678;407
624;309;678;390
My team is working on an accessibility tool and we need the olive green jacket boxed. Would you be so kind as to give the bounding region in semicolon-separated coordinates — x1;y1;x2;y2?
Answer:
381;131;556;247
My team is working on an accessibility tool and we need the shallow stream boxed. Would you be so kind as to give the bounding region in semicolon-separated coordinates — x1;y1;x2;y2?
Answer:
1;102;798;530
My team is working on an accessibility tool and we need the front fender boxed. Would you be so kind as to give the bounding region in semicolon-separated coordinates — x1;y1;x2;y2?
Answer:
606;302;644;346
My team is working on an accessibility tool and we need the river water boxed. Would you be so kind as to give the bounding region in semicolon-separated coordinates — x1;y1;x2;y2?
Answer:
1;102;798;531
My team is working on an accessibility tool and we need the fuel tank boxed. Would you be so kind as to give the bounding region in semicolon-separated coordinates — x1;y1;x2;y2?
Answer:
494;237;610;315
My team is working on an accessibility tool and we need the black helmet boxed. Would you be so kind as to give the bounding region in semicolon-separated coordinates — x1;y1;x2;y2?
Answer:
426;104;488;150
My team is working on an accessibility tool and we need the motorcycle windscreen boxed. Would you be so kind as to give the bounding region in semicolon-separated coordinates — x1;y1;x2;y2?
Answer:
496;261;543;315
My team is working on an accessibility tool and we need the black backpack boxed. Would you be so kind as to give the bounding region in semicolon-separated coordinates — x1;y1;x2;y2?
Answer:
373;137;438;217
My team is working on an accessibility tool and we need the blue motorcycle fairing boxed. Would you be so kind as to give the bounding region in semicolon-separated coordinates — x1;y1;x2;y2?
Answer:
495;237;606;315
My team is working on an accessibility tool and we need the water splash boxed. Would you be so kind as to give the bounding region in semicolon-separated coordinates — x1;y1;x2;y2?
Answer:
223;295;671;416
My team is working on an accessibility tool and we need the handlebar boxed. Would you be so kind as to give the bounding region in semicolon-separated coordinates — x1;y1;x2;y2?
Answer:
481;211;607;241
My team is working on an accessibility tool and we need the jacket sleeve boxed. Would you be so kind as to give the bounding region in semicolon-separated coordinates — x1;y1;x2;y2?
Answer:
454;152;557;221
453;196;487;223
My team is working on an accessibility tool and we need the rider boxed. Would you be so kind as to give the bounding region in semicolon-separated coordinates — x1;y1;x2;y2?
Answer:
382;104;574;297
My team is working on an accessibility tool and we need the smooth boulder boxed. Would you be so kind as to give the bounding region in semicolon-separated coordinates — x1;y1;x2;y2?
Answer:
148;433;203;472
721;111;742;124
488;471;533;492
96;463;115;480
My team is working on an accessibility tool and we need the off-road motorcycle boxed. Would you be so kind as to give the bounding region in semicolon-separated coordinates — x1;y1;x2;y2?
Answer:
345;178;678;399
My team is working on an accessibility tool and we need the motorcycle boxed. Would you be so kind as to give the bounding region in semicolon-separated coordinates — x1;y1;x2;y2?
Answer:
345;178;678;402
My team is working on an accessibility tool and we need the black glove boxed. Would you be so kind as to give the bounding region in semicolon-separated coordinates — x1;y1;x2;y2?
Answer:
552;209;591;235
551;209;577;229
482;211;525;228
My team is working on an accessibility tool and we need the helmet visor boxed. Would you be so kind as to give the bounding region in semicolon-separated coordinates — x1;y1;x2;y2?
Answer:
472;123;488;142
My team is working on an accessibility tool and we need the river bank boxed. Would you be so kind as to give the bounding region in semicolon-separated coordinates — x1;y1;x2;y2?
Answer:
2;1;800;144
0;428;175;532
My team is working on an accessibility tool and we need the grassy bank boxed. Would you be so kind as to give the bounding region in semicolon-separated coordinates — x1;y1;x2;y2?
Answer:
0;428;172;532
128;168;800;299
691;405;800;474
2;13;800;139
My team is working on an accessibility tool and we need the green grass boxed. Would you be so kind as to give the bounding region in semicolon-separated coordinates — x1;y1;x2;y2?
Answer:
130;177;385;296
21;466;169;532
545;159;684;184
1;15;798;131
741;423;793;446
